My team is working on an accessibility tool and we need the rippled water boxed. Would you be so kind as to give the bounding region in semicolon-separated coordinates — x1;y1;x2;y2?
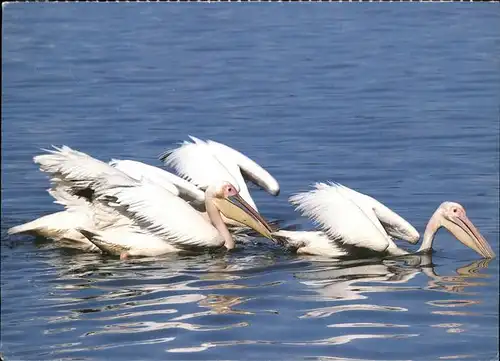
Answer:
2;4;499;361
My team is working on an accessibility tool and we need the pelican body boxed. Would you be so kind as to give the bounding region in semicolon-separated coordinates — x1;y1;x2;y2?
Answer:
160;136;280;212
273;183;495;259
8;146;273;258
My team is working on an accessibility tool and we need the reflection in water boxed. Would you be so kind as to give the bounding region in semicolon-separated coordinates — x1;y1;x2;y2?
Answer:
418;257;493;338
419;258;492;295
3;2;499;360
167;333;420;353
431;323;465;334
431;310;480;317
300;304;408;319
438;355;475;360
1;244;496;360
290;254;494;358
171;295;255;321
328;322;409;328
294;255;492;302
427;300;481;308
293;259;421;302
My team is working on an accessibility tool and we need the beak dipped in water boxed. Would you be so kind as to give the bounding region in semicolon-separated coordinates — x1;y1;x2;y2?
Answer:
213;193;273;240
443;211;496;259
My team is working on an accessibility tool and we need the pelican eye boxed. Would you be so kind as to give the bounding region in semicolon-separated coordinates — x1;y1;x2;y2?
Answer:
452;208;458;213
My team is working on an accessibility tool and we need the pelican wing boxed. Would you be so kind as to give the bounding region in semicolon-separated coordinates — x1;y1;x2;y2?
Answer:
34;145;133;199
46;183;133;231
109;159;203;202
358;193;420;243
34;146;143;230
289;182;391;252
160;136;257;209
160;136;279;210
34;145;136;209
47;183;89;209
160;136;241;188
205;139;280;196
93;176;224;249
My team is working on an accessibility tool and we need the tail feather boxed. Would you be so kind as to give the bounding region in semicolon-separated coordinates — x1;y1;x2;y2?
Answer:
271;230;348;257
78;228;100;242
8;215;101;252
7;211;88;237
7;217;59;236
78;228;128;255
7;222;36;235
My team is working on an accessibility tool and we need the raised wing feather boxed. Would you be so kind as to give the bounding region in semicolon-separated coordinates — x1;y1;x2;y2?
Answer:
109;159;206;202
46;183;132;230
34;146;144;229
289;182;391;252
34;145;139;211
205;139;280;196
93;176;224;249
314;182;419;243
160;136;239;187
47;184;89;208
34;145;133;194
357;193;420;243
160;136;257;210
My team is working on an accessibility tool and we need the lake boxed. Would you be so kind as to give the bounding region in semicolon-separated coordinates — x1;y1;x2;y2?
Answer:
1;3;499;361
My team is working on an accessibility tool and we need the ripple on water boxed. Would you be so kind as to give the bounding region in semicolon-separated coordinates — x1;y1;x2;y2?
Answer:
2;5;499;360
1;240;498;360
299;304;408;319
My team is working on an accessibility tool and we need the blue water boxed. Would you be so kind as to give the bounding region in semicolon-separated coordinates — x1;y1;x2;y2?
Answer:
2;3;499;361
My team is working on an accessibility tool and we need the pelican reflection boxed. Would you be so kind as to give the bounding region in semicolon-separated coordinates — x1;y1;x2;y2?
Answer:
294;255;493;303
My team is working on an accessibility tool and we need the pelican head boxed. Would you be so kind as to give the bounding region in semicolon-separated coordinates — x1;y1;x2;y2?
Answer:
206;181;273;242
421;201;495;259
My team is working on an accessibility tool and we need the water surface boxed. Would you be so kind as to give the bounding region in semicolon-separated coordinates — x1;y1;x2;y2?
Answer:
2;4;499;361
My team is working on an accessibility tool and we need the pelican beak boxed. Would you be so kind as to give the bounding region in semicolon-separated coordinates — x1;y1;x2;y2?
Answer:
213;194;273;240
444;212;496;259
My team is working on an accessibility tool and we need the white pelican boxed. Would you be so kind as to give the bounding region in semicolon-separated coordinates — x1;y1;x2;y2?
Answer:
109;159;206;203
8;146;273;258
159;136;280;212
272;183;495;259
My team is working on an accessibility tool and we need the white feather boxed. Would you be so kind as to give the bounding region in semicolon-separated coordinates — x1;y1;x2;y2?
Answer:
161;136;280;211
205;139;280;196
109;159;205;202
317;183;419;243
47;184;88;208
289;182;392;252
7;208;101;252
13;145;227;256
273;230;348;257
79;228;181;256
358;192;420;243
22;146;144;243
34;145;128;190
93;176;224;249
35;145;140;226
161;136;239;188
